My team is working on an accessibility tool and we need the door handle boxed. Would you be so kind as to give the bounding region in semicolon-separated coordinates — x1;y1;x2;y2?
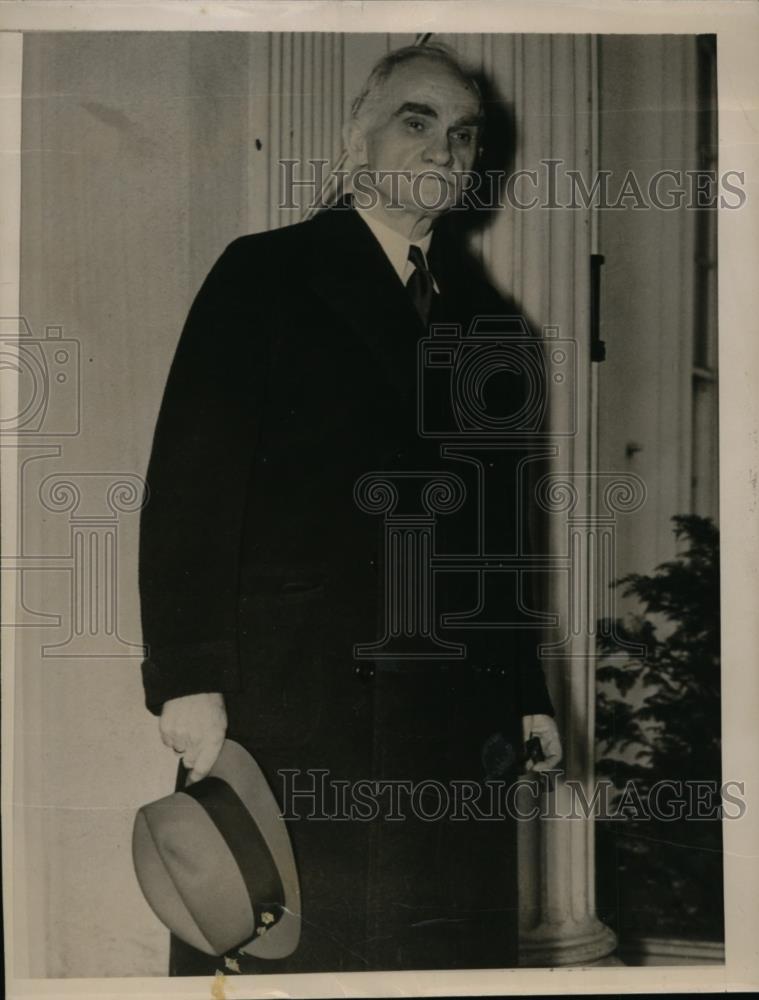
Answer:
590;253;605;363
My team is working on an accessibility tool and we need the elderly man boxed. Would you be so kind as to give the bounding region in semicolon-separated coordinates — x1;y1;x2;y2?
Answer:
139;42;561;975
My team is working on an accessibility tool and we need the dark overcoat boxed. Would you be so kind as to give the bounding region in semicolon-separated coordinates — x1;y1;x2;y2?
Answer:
138;197;555;975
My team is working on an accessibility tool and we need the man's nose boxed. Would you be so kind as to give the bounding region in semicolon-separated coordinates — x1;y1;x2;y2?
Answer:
423;136;454;167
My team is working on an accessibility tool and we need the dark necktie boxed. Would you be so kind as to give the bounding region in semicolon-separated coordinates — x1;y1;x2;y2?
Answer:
405;244;434;327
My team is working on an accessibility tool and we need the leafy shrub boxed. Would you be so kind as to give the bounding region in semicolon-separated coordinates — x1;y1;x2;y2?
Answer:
595;514;723;942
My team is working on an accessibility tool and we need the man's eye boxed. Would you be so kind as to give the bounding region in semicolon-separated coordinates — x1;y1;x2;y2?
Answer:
452;130;474;145
405;119;427;132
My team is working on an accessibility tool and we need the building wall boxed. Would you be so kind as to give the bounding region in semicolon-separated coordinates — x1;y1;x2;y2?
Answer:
596;34;717;600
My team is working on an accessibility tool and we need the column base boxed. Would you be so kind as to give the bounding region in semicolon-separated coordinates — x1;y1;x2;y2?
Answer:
519;917;618;967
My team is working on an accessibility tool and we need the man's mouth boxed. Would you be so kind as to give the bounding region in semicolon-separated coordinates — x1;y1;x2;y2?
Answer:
408;171;460;196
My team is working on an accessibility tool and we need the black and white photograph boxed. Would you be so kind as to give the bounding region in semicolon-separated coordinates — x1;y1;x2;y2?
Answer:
1;1;758;997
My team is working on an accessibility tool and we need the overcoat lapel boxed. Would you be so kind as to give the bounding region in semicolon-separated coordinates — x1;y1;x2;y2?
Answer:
304;200;430;402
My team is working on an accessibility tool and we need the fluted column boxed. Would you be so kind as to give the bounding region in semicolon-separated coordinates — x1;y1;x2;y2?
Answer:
506;34;618;966
517;474;644;966
262;32;345;231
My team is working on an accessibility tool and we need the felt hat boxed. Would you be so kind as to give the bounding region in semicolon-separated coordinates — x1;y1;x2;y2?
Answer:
132;738;301;958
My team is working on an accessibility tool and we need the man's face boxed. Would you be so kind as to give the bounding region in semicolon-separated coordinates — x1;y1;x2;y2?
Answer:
348;58;483;219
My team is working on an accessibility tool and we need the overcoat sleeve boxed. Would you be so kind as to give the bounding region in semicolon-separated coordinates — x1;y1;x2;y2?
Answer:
138;237;266;715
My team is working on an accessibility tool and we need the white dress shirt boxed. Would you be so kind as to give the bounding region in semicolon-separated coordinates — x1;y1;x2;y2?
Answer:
354;205;440;294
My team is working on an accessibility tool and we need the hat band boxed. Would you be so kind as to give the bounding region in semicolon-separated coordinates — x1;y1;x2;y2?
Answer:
182;775;285;939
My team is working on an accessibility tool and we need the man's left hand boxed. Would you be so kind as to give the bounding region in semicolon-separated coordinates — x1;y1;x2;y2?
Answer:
521;714;563;773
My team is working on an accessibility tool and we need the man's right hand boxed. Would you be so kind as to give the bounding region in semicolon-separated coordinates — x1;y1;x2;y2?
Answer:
159;691;227;784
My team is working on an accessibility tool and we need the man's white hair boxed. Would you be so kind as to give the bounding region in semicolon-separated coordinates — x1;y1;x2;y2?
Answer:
349;42;483;128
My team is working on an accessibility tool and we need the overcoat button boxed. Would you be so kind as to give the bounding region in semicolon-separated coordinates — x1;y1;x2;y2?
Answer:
353;663;375;682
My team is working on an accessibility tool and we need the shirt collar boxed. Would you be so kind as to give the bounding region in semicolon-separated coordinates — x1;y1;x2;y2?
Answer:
353;204;435;286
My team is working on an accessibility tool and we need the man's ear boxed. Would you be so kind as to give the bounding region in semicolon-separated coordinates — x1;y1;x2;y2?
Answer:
343;118;368;168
